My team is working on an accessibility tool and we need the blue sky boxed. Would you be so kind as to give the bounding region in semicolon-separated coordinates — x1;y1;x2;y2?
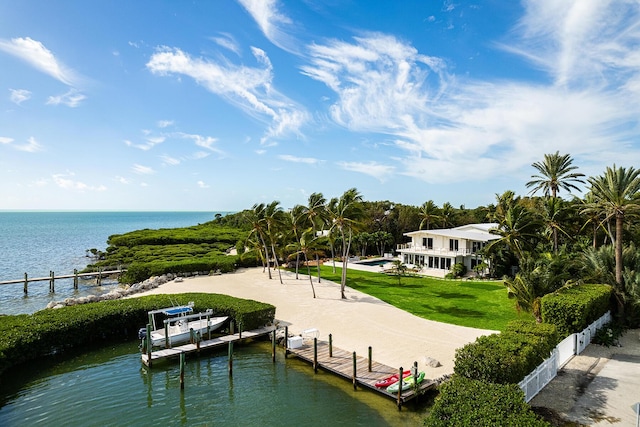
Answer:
1;1;639;212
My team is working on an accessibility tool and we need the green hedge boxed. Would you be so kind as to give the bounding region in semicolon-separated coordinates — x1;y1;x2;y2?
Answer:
541;284;612;336
0;293;274;377
424;376;550;427
121;256;240;283
453;321;559;384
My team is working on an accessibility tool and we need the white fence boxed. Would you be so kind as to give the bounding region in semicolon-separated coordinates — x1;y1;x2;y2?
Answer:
519;311;611;402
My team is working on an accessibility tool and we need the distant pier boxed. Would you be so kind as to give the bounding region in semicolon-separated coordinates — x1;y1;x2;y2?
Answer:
0;268;125;294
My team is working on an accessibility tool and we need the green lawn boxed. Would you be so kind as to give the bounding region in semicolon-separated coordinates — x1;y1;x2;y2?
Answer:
308;266;527;331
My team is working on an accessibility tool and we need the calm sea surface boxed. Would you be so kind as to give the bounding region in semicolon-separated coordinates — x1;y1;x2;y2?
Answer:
0;211;220;315
0;212;425;425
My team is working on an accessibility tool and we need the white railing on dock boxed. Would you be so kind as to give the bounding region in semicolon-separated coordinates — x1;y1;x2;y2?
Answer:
518;311;611;402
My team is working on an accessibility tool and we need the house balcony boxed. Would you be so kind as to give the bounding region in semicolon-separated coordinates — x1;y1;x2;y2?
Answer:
396;243;474;256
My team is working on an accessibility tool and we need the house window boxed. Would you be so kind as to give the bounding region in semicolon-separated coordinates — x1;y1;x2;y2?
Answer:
443;258;452;270
428;256;434;268
449;239;459;252
422;237;433;249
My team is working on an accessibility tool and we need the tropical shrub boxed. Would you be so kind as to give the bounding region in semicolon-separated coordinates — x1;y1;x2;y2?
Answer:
424;376;550;427
0;294;274;377
540;284;612;336
454;321;559;384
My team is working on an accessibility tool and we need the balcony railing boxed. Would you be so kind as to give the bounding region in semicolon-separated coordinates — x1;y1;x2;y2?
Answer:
396;243;474;256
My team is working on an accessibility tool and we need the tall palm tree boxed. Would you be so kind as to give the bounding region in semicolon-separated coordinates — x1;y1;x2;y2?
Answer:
303;192;328;283
264;200;285;284
328;188;364;299
441;202;455;228
539;197;570;253
418;200;441;230
286;205;306;279
486;203;541;263
245;203;272;279
526;151;585;198
585;165;640;286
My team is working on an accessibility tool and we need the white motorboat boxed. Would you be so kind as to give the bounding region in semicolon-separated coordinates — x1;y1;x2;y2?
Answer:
139;302;228;348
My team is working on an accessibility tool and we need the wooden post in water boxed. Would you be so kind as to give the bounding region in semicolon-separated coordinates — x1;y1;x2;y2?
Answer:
23;273;28;295
238;321;243;339
179;352;185;390
271;329;276;363
228;341;234;377
368;346;372;372
97;267;102;286
146;324;153;368
165;322;170;348
206;314;211;340
352;352;357;390
284;326;288;358
49;271;54;293
396;367;403;410
313;338;318;373
73;269;78;289
230;320;234;335
329;333;333;357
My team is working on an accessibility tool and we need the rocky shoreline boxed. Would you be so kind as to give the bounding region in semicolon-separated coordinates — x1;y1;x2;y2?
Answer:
44;271;213;309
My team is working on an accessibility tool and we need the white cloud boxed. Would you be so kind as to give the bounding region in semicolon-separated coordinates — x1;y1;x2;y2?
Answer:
115;176;129;184
197;180;209;188
278;154;322;165
211;33;241;55
3;136;43;152
9;89;31;105
299;4;640;186
0;37;80;86
52;173;107;192
337;161;395;182
124;133;165;151
237;0;298;53
132;164;155;175
46;89;86;107
160;154;180;166
157;120;174;128
147;46;308;144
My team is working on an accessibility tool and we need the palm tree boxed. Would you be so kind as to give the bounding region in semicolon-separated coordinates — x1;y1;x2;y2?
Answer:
245;203;272;279
418;200;441;230
539;197;570;253
328;188;364;299
303;193;328;284
585;165;640;286
485;203;541;263
441;202;455;228
286;205;306;279
264;201;285;284
526;151;585;198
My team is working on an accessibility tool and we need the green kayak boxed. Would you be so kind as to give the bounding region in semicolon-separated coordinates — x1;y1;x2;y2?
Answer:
386;371;425;393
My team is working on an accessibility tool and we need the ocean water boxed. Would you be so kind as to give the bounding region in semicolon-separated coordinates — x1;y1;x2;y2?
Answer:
0;211;221;315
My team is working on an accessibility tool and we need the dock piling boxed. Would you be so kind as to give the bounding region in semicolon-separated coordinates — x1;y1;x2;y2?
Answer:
313;338;318;373
271;329;276;363
352;352;357;390
228;341;234;377
73;269;78;289
49;271;54;293
329;333;333;357
368;346;372;372
397;367;403;409
179;352;185;390
23;273;28;295
146;324;153;368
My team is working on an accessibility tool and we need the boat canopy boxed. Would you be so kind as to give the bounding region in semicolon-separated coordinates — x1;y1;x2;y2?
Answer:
163;306;193;316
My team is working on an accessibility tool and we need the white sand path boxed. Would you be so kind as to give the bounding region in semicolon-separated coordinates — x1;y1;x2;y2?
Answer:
132;267;495;378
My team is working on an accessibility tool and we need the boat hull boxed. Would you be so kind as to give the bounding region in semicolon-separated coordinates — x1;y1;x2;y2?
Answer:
149;316;228;347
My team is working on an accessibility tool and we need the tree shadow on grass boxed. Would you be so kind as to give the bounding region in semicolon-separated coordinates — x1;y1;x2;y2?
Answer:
458;282;503;291
433;291;477;300
423;304;486;318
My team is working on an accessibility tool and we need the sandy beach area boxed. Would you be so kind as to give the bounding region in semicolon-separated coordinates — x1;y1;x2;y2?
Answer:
132;267;495;378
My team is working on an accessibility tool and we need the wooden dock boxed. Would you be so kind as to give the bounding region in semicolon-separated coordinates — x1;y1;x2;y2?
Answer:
286;340;436;408
141;325;277;366
0;268;125;294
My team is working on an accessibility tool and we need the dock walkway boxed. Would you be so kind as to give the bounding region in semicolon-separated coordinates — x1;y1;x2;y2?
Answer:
287;339;435;408
141;325;276;366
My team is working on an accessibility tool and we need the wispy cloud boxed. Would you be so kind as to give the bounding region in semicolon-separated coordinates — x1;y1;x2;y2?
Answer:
9;89;31;105
237;0;298;53
147;46;308;145
132;164;155;175
157;120;174;128
0;37;80;86
46;89;86;107
278;154;322;165
160;154;180;166
197;180;209;188
211;33;241;55
52;172;106;192
124;134;165;151
299;2;640;185
337;161;395;182
1;136;43;152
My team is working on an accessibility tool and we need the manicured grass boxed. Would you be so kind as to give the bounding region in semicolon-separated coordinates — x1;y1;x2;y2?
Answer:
309;266;527;331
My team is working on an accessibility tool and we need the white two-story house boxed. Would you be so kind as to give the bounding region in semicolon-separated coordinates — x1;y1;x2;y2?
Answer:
396;223;499;278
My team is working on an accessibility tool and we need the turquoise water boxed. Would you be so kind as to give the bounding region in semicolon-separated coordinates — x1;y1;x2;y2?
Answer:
0;212;220;315
0;342;422;426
